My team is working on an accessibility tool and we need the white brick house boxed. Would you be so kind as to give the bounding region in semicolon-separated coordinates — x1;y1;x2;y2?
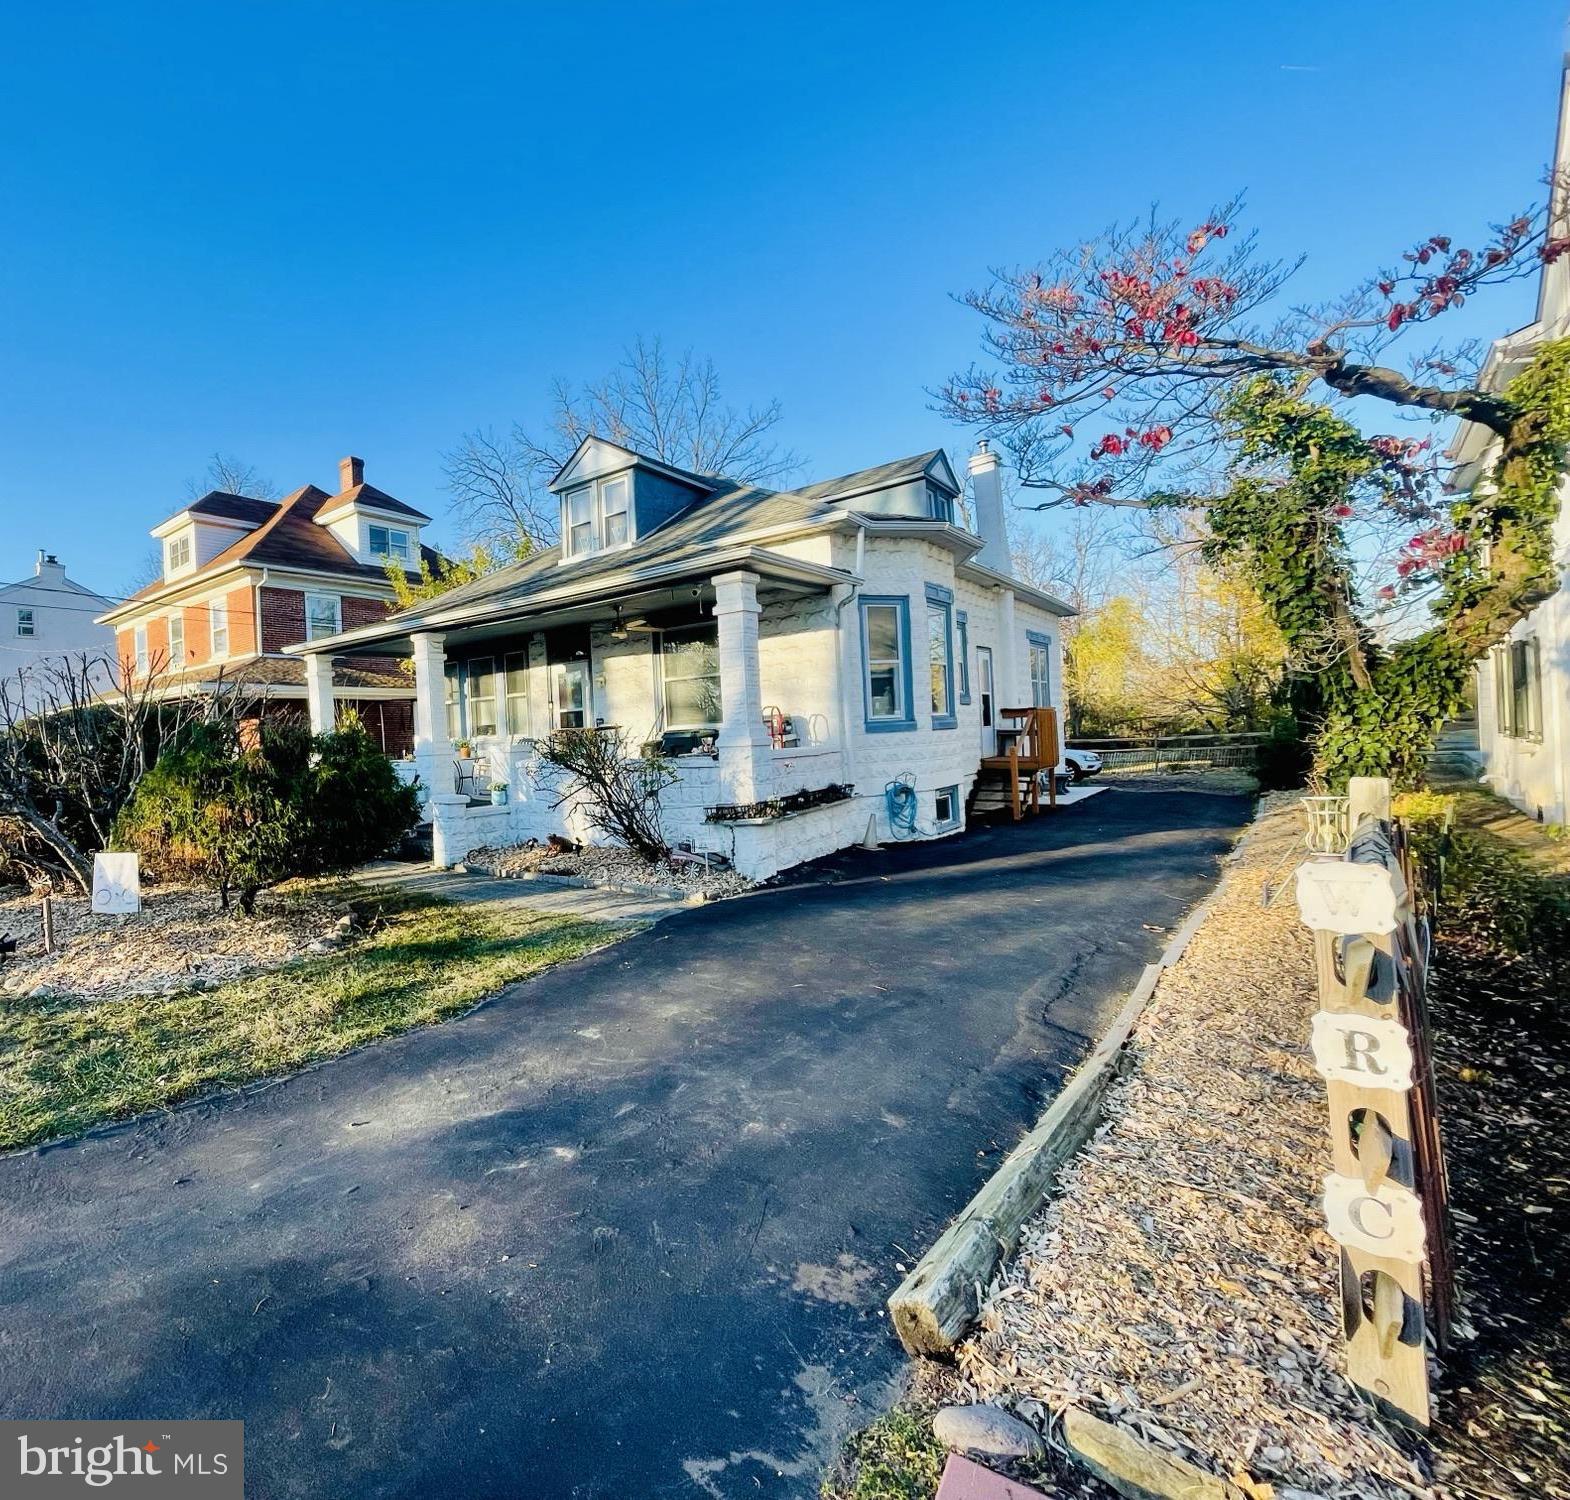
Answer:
289;437;1073;881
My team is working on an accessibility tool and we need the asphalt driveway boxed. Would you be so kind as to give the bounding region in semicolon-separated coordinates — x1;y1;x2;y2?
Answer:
0;783;1248;1499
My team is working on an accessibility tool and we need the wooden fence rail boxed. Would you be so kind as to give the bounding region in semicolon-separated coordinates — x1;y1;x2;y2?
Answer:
1294;776;1453;1429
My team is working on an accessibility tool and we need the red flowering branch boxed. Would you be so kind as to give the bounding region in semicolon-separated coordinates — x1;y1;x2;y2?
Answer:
943;193;1559;508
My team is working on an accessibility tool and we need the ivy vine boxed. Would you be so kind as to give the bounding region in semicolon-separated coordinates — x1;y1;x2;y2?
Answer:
1195;340;1570;789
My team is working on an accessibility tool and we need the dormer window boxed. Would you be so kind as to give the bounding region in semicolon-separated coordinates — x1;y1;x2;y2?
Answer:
927;485;956;525
563;474;634;558
369;525;411;562
166;534;192;574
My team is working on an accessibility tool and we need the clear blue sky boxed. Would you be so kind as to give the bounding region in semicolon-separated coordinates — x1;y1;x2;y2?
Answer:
2;1;1567;596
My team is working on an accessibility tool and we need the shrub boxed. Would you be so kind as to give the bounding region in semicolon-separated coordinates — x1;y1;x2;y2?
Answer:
1254;717;1312;792
1397;791;1570;966
114;715;421;913
533;727;676;862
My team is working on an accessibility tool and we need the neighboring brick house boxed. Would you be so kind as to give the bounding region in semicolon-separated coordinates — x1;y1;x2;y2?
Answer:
98;457;435;753
290;436;1074;880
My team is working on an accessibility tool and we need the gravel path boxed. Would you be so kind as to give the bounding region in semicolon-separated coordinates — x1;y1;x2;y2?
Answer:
927;792;1435;1499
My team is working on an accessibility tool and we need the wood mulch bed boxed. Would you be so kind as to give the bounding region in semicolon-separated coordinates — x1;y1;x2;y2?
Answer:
912;788;1570;1500
0;883;344;1002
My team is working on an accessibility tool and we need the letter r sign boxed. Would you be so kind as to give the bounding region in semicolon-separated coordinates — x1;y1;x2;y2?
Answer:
1310;1012;1415;1091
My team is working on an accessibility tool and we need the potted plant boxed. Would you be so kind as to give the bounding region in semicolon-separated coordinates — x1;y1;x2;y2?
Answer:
457;740;473;759
490;780;509;806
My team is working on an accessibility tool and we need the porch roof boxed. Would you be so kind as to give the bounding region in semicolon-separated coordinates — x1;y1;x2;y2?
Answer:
284;544;855;659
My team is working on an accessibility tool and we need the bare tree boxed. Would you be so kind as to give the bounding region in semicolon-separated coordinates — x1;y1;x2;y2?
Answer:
0;653;238;891
533;726;676;863
445;336;801;552
122;546;166;596
184;453;275;502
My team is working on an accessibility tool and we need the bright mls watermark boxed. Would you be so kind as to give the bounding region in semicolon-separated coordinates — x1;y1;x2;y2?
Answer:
0;1422;241;1497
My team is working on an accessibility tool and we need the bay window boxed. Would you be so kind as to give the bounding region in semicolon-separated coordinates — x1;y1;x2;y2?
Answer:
860;596;914;731
926;584;956;729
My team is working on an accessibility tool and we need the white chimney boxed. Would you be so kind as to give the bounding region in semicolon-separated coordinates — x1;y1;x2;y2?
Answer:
34;550;65;587
967;440;1009;574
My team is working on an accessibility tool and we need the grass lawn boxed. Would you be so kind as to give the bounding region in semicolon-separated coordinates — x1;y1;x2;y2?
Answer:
0;888;623;1151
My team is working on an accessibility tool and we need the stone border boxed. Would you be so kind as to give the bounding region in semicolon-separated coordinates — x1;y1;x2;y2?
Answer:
886;890;1219;1357
457;866;709;904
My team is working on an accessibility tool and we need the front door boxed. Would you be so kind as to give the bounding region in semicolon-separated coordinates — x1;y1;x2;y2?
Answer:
553;660;591;728
976;646;996;756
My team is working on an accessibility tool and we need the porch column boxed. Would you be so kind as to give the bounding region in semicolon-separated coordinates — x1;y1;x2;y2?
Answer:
304;652;336;735
410;631;453;800
713;570;770;806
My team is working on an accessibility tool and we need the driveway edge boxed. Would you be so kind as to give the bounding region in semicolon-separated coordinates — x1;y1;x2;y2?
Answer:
886;887;1221;1358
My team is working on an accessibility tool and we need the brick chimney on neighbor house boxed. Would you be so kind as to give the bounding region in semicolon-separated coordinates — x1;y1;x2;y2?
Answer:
339;455;365;492
967;440;1009;574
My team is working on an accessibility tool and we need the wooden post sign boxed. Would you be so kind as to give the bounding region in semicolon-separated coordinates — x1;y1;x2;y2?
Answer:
1295;776;1436;1428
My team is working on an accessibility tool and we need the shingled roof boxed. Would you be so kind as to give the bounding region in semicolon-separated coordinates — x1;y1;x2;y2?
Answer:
114;482;438;613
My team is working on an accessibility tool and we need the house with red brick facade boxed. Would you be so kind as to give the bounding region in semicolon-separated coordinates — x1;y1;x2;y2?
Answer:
97;456;436;753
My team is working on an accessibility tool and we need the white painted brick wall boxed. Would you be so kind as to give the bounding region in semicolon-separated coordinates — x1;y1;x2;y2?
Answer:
425;530;1067;879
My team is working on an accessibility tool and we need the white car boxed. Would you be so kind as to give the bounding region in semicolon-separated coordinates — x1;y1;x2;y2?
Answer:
1060;746;1103;783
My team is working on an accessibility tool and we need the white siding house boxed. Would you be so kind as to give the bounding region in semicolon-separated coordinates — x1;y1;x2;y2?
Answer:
1456;61;1570;822
289;437;1074;883
0;551;115;682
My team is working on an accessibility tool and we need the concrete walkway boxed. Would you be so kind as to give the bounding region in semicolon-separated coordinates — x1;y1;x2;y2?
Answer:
0;783;1249;1499
354;859;697;924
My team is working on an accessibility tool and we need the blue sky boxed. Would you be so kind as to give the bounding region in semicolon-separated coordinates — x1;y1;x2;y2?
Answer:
2;1;1567;596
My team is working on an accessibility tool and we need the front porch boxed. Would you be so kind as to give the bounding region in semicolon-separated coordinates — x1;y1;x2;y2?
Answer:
296;553;870;882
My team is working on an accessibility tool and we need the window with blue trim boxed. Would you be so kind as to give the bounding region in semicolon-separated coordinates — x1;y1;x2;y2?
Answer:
860;596;916;731
1027;630;1053;708
956;610;971;705
927;485;956;524
925;583;957;729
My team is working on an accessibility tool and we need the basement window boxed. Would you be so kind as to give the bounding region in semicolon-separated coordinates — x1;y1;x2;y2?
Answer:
934;785;960;830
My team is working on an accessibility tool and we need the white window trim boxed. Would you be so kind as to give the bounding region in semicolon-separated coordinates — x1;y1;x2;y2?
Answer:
133;624;149;677
305;592;343;642
167;610;185;668
656;623;723;731
165;533;193;576
367;524;412;563
209;598;230;659
560;473;637;561
16;606;34;638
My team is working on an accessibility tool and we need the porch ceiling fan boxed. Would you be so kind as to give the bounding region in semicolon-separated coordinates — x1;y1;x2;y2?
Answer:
609;603;657;642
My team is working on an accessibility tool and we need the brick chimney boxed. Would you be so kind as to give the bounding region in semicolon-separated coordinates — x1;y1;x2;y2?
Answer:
339;455;364;492
967;440;1009;574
